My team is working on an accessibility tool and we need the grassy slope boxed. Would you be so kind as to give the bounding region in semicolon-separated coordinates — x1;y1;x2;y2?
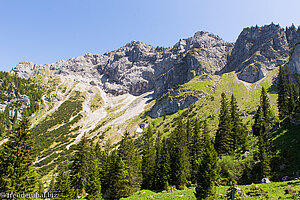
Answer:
123;180;300;200
148;68;279;137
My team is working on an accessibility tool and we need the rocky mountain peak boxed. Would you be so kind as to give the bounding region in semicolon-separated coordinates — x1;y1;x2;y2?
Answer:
173;31;232;54
223;23;299;83
285;24;300;47
13;61;36;79
11;24;299;97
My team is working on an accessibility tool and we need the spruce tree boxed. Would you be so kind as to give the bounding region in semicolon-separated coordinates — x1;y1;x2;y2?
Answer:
169;119;191;189
195;136;220;200
85;155;101;200
252;87;274;178
53;161;74;200
70;135;90;197
154;133;171;191
0;112;38;193
110;131;142;198
95;139;112;194
230;94;247;152
278;65;289;119
190;118;203;183
141;126;156;189
215;92;232;155
109;151;130;199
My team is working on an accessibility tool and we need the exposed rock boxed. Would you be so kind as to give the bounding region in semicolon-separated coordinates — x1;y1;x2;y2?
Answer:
90;80;97;85
286;25;300;47
9;95;30;107
224;24;299;83
288;43;300;75
10;24;300;119
147;94;202;118
13;61;36;79
231;187;246;200
261;178;271;183
45;96;60;103
12;32;232;98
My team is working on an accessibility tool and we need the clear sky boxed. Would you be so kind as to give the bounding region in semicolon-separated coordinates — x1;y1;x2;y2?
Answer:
0;0;299;71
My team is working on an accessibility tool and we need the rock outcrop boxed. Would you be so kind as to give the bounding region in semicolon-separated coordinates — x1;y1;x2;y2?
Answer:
223;24;300;83
288;43;300;75
13;32;232;97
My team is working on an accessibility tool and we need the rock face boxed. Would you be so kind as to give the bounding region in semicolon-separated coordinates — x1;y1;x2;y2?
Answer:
154;31;233;95
147;95;201;118
224;24;300;83
13;32;232;97
288;43;300;75
13;61;36;79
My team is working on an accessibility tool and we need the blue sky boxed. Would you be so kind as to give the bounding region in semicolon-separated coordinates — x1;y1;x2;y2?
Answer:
0;0;299;71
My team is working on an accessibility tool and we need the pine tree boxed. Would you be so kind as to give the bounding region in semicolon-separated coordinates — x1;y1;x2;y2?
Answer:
277;66;299;119
190;118;203;183
141;126;156;189
195;136;220;200
0;112;38;193
230;94;247;152
252;87;274;178
70;135;90;197
53;161;74;200
85;153;101;200
12;109;18;129
278;65;289;119
110;131;142;198
260;87;274;127
109;151;130;198
96;139;112;194
154;133;171;191
215;92;232;155
169;119;191;189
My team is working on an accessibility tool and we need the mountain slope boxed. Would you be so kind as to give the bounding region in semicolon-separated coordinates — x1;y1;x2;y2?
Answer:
2;24;299;182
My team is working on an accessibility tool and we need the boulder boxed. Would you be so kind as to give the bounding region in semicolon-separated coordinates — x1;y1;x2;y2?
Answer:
261;178;271;183
231;187;246;200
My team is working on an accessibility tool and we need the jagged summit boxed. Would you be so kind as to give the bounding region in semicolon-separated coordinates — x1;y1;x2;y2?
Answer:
12;23;300;96
222;23;299;82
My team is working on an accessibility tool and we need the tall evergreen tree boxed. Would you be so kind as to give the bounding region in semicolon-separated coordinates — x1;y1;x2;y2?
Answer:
53;161;74;200
278;65;289;119
0;112;38;193
70;135;90;197
190;118;203;183
252;87;274;178
109;151;130;199
195;136;220;200
85;154;101;200
154;133;171;191
169;119;191;188
215;92;232;155
277;66;299;119
141;126;156;189
110;131;142;198
95;139;112;194
230;94;247;152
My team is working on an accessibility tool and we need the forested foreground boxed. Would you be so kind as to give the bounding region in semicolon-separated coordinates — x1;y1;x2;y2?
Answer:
0;66;299;200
